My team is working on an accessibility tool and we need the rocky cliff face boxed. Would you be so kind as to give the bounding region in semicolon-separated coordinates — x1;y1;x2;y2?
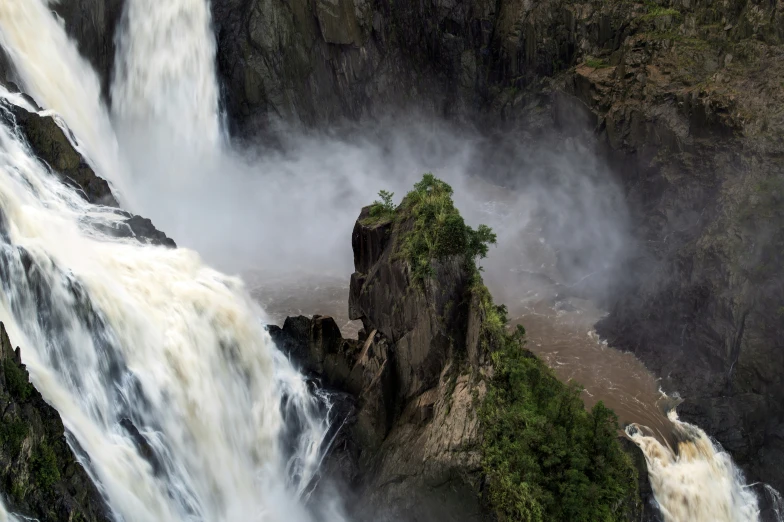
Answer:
210;0;784;493
271;204;492;520
0;323;110;522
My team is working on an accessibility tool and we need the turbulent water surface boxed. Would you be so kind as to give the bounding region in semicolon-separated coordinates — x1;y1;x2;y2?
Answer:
0;0;780;521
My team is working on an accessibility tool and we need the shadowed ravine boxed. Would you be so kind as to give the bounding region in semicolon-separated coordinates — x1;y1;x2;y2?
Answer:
0;0;781;521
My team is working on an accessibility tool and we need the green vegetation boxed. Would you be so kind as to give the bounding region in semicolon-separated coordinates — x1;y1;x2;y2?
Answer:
642;6;682;19
585;58;610;69
4;358;33;402
476;281;637;521
640;0;682;20
397;173;497;282
363;189;398;225
31;442;60;489
0;420;28;454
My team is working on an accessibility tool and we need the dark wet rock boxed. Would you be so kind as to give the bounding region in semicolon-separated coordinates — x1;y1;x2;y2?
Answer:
121;216;177;248
119;418;162;476
53;0;125;101
0;97;176;248
0;322;110;522
0;101;118;207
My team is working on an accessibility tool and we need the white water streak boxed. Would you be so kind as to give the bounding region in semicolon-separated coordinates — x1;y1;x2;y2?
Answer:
112;0;221;147
0;0;124;192
627;410;762;522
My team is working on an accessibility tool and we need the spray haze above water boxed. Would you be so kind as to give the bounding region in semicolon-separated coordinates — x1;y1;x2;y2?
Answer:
0;0;780;521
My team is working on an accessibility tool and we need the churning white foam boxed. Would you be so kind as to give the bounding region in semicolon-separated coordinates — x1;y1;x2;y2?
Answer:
627;409;763;522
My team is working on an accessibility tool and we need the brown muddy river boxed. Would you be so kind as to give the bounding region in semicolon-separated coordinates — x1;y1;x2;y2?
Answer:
245;270;675;444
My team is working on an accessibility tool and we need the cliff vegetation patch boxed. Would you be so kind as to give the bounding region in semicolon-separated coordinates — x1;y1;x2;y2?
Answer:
400;173;497;282
479;299;638;521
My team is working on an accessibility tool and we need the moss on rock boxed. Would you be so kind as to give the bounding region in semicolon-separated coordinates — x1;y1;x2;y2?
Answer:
0;323;109;521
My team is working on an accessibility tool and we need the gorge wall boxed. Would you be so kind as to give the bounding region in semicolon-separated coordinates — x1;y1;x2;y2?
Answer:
212;0;783;495
8;0;784;501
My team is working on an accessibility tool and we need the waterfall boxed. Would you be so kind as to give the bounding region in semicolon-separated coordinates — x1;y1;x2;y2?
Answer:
0;0;124;192
0;1;344;520
112;0;222;147
0;0;781;521
627;410;767;522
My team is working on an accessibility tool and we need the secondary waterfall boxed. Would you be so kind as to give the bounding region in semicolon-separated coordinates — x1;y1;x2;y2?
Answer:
112;0;222;146
627;410;764;522
0;0;781;521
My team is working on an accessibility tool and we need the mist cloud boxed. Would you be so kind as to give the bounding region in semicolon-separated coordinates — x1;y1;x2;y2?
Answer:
116;114;632;310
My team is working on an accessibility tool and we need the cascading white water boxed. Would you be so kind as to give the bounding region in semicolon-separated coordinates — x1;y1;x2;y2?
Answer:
0;89;341;521
0;0;124;192
627;409;764;522
111;0;222;147
0;1;346;520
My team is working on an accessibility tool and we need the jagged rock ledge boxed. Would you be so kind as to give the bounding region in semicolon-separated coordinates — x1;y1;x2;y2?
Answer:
0;91;175;248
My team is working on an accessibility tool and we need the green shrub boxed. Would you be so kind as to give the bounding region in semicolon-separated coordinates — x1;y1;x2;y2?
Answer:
4;358;33;402
641;3;682;21
363;190;397;225
32;442;60;490
0;420;28;454
480;315;638;521
398;173;497;282
585;58;610;69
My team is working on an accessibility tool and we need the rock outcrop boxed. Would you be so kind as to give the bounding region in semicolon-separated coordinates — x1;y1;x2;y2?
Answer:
0;323;110;522
271;180;652;521
0;98;118;207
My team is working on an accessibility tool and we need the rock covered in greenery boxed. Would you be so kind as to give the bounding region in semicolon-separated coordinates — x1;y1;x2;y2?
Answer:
276;174;646;521
0;322;110;522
